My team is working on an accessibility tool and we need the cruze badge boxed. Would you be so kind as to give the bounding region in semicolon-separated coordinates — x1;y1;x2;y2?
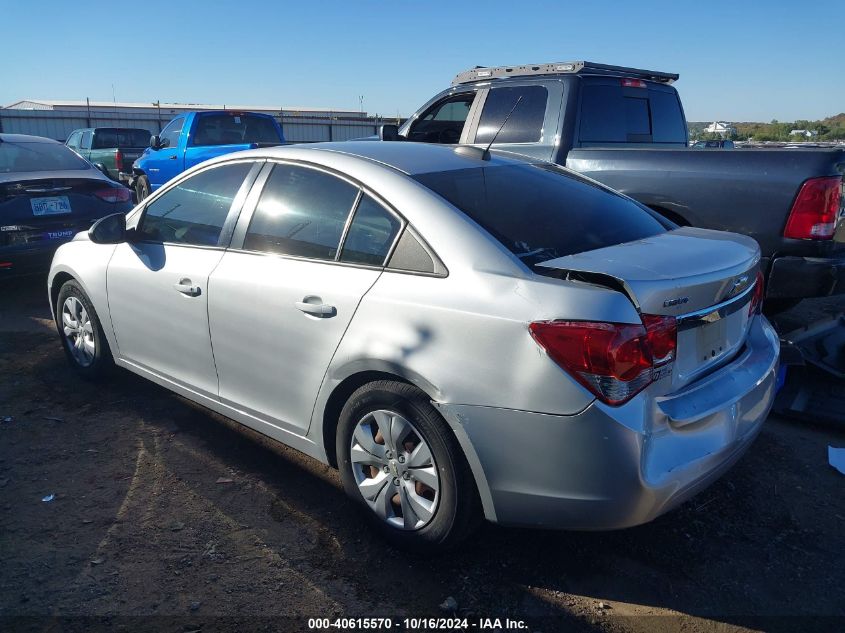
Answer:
663;297;689;308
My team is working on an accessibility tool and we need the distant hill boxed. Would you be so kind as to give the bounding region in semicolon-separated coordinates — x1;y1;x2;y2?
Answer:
688;114;845;141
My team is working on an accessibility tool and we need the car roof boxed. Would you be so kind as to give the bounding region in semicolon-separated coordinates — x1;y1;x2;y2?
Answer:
0;133;60;144
253;141;530;176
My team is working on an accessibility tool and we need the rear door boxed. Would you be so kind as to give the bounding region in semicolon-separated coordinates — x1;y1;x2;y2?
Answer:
208;161;402;434
107;160;259;397
145;116;185;190
78;130;93;161
466;81;563;161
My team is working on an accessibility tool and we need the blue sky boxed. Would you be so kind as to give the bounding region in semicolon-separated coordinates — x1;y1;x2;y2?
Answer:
2;0;842;122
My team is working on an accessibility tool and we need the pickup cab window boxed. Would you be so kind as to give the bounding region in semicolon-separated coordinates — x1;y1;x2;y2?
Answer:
160;117;185;149
80;131;93;150
579;82;686;145
192;113;280;146
475;86;548;144
407;93;474;144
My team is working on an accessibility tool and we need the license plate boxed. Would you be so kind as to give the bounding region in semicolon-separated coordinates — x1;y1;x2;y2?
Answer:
697;318;728;360
31;196;71;216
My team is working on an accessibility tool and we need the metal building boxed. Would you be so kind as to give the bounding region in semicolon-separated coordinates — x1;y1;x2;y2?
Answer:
1;99;393;143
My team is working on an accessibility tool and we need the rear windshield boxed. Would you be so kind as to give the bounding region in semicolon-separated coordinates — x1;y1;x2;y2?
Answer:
192;114;281;146
0;140;91;173
93;129;151;149
579;83;687;145
413;163;667;267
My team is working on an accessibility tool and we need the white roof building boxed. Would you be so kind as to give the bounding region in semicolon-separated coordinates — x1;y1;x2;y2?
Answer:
703;121;737;136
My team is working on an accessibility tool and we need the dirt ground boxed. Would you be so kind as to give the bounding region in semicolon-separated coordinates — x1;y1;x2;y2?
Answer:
1;275;844;633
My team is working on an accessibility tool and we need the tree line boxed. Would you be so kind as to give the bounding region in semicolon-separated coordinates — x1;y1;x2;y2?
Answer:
689;114;845;141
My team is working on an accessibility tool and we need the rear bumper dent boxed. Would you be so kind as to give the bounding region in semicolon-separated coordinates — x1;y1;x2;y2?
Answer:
439;318;778;530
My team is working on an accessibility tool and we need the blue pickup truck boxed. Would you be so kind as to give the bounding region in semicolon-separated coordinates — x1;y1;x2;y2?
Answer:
130;110;285;201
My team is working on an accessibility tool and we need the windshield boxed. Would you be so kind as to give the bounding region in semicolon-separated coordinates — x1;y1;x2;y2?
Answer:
0;140;91;173
192;114;281;146
93;128;151;149
413;163;667;267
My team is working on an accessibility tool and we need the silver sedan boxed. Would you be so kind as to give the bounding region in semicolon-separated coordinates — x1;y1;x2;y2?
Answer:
48;142;779;552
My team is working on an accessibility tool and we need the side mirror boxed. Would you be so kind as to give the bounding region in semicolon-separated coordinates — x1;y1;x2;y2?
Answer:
94;162;110;177
150;134;162;150
378;124;399;141
89;212;127;244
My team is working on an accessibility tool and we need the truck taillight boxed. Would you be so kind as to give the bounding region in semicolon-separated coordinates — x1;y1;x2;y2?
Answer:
114;150;123;172
529;314;677;406
783;176;841;240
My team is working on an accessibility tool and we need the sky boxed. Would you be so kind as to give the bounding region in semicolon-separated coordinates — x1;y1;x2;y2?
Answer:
2;0;842;122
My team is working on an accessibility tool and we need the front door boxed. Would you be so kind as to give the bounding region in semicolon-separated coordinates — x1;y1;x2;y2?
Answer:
145;116;185;190
107;161;255;397
209;163;402;433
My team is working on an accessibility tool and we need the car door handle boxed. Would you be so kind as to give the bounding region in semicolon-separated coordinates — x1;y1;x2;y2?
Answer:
168;155;177;160
295;297;336;317
173;279;201;297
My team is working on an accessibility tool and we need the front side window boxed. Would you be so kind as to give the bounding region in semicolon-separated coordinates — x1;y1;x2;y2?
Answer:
243;164;359;260
160;117;184;149
137;162;252;246
66;131;81;149
407;94;474;144
475;85;548;144
340;195;401;266
413;163;666;267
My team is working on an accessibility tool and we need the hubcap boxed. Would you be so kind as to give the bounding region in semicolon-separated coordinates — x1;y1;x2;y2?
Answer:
61;296;95;367
350;410;440;530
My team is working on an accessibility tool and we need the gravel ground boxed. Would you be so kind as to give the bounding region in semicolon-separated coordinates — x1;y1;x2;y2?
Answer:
1;275;844;633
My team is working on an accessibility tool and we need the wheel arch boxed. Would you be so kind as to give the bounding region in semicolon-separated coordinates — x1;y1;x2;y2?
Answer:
316;363;495;522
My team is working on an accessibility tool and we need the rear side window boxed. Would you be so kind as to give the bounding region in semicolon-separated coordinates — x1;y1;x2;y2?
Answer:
93;129;151;149
340;194;401;266
475;85;548;144
413;164;666;267
138;162;252;246
244;164;359;260
0;140;90;173
579;83;686;144
80;131;93;150
192;114;280;146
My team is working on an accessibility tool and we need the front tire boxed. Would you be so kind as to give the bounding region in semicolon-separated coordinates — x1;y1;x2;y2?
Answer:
336;380;480;554
135;174;151;202
56;280;113;380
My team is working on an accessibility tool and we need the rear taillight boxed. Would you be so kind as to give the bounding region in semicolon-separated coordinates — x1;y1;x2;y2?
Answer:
93;187;131;203
114;149;123;172
783;176;841;240
749;270;764;317
529;314;677;406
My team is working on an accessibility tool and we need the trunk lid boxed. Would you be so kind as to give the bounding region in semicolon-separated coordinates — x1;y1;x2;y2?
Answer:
537;227;762;387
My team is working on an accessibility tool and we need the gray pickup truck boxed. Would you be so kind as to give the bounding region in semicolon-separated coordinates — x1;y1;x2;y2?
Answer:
385;61;845;309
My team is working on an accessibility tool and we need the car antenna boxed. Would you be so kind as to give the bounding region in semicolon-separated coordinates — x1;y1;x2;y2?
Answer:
455;95;523;161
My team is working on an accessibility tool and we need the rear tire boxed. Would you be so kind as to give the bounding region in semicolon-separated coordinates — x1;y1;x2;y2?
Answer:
336;380;480;554
135;175;151;202
56;280;114;380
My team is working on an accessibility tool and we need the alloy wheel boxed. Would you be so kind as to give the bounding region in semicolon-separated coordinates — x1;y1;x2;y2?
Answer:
350;409;440;530
62;296;95;367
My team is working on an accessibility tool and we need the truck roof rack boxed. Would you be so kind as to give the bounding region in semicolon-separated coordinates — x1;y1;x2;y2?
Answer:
451;61;679;86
